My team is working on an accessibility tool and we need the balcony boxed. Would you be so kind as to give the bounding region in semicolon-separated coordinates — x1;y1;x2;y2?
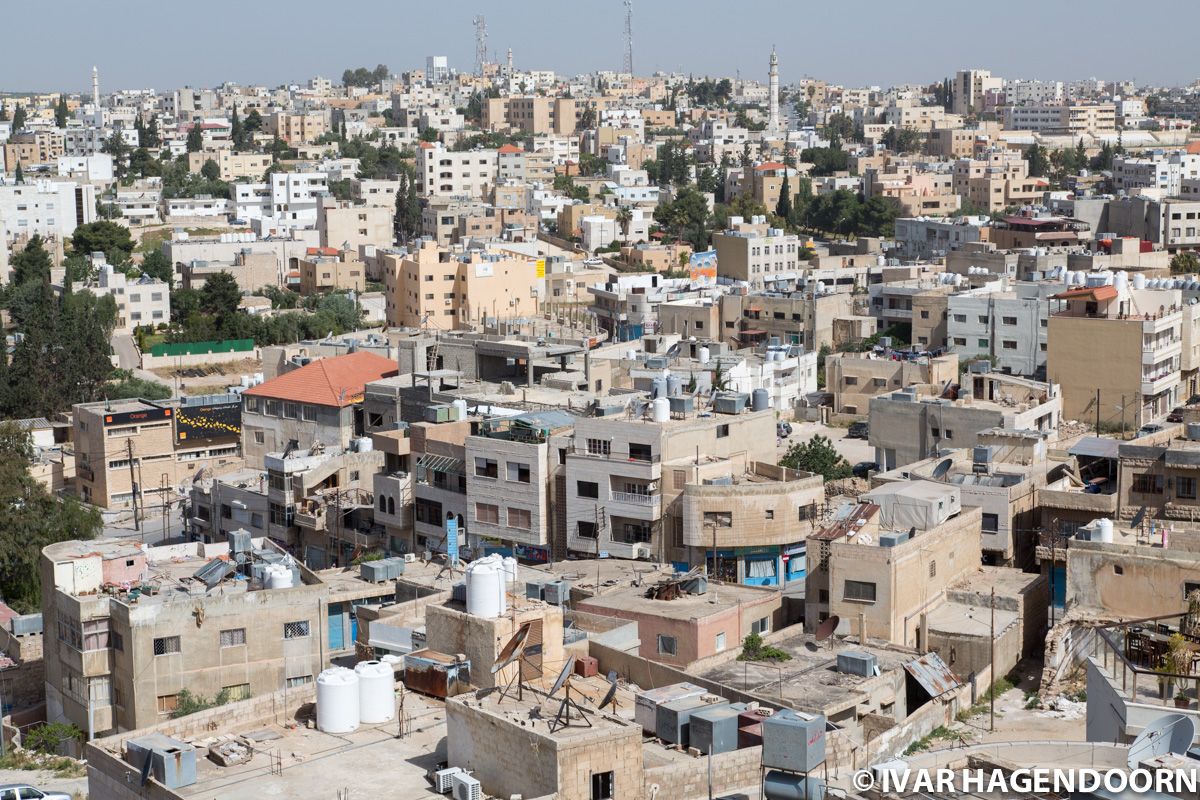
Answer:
607;491;662;519
1142;370;1179;397
1143;340;1182;366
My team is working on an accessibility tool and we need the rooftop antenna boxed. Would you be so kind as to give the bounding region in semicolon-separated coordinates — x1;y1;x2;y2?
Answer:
547;657;593;733
492;622;533;702
622;0;634;76
473;16;488;76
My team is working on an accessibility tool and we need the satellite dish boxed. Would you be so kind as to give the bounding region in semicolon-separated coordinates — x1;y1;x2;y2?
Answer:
491;622;532;675
549;657;576;698
815;615;840;642
1127;713;1197;769
597;676;619;711
931;458;953;480
1132;505;1148;529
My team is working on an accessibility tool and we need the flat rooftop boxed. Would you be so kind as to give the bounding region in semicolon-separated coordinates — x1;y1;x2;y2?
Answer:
579;579;776;621
695;632;913;715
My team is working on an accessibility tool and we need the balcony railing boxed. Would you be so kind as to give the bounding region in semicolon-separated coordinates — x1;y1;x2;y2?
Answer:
611;491;661;507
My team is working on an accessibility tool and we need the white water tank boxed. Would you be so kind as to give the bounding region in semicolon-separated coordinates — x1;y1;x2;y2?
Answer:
452;398;468;420
265;563;293;590
1114;271;1129;292
501;555;518;587
1095;518;1114;544
354;660;395;724
698;346;710;364
1062;269;1072;286
465;556;506;619
626;348;638;361
316;667;361;733
354;436;373;453
815;281;826;294
952;274;965;287
1086;273;1107;288
1133;273;1147;290
651;397;670;422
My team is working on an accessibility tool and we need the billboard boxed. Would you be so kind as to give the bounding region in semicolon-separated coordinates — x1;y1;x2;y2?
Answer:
104;407;172;426
175;401;242;442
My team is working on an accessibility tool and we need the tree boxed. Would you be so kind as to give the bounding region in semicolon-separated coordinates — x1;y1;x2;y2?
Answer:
776;170;793;220
230;106;244;150
244;109;263;134
143;115;161;148
140;249;174;285
10;234;52;286
199;271;242;317
615;206;634;243
55;96;69;127
1091;141;1116;172
825;112;857;143
106;373;171;401
653;186;711;251
101;132;132;179
881;126;923;155
800;147;849;176
393;167;421;243
0;423;101;613
13;163;23;185
1171;252;1200;274
1025;143;1050;178
0;101;7;122
186;124;203;153
72;221;134;264
11;103;26;131
200;159;221;181
579;106;597;130
779;434;852;481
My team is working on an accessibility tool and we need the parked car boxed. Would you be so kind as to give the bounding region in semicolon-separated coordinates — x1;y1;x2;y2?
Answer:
847;422;869;439
1137;423;1165;438
852;461;878;479
1167;407;1186;423
777;422;793;437
0;785;73;800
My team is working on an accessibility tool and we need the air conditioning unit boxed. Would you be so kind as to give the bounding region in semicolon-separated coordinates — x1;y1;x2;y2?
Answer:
433;767;463;794
451;773;481;800
633;544;652;560
402;553;417;563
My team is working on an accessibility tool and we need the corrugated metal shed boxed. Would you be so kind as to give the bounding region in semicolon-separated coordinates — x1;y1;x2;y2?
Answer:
904;652;962;698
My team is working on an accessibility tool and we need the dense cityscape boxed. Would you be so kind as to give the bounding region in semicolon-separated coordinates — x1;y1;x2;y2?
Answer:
3;5;1200;799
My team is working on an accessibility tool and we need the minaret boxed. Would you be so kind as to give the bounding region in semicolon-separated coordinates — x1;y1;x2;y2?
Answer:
92;66;100;108
768;47;780;133
506;48;513;76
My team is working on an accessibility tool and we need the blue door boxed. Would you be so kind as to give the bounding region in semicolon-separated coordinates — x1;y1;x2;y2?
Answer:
328;602;344;650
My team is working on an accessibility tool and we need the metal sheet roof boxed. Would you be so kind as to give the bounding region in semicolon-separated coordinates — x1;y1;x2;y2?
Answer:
416;454;465;474
903;652;962;698
1068;437;1120;460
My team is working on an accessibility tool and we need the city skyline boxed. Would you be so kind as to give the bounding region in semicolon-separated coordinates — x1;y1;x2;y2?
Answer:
4;0;1200;93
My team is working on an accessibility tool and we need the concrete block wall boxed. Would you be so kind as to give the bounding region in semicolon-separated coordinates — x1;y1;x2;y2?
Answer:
644;745;764;800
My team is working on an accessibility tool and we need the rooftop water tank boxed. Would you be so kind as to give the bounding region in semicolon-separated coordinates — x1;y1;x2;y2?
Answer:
667;374;683;397
1094;517;1114;544
316;667;361;733
752;388;770;412
355;436;373;453
651;397;670;422
501;555;518;587
465;557;506;619
1114;271;1129;291
651;377;668;399
698;346;711;364
1133;273;1147;290
264;563;293;590
355;660;395;724
452;398;468;420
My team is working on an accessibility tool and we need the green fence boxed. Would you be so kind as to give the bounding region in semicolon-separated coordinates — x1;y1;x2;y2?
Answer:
148;339;255;357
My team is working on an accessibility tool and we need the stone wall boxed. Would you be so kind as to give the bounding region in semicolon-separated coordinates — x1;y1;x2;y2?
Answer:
644;745;764;800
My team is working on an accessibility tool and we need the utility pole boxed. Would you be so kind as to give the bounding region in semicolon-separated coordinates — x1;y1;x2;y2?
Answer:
126;438;140;533
160;472;170;544
1095;388;1101;435
989;586;996;733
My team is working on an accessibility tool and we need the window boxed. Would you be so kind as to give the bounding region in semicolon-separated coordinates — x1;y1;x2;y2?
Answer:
474;457;498;478
577;521;598;539
83;619;111;651
765;509;775;520
716;424;730;438
844;376;858;386
703;511;733;527
301;405;317;421
475;503;499;524
586;438;611;456
1002;316;1017;326
952;314;966;323
591;771;615;800
153;636;181;656
157;694;179;714
254;431;265;444
284;402;299;419
752;616;771;635
57;619;81;650
629;442;653;462
1133;474;1164;495
982;513;999;533
220;628;246;648
715;632;727;651
507;507;531;529
844;580;877;603
507;462;531;483
283;621;311;639
920;310;929;319
978;339;989;348
929;561;937;578
656;634;678;656
1002;340;1016;350
577;480;599;498
1179;477;1197;500
223;683;251;701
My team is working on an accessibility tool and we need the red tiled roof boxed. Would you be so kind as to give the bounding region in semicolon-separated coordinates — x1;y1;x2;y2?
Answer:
497;144;523;155
754;161;786;171
306;247;339;256
418;141;436;149
244;352;399;407
1051;285;1118;302
1186;141;1200;155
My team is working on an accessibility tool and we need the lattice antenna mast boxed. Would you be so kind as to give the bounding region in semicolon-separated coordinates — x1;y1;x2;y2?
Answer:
473;16;488;76
622;0;634;75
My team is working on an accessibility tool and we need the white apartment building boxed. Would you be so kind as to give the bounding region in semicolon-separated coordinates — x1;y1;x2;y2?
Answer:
165;195;231;218
270;171;328;226
946;283;1053;376
1113;152;1200;197
62;126;138;158
415;142;497;200
425;56;450;85
1000;79;1065;106
0;179;96;252
1002;103;1117;135
86;262;170;334
114;186;162;225
529;134;580;165
233;182;271;221
57;154;114;183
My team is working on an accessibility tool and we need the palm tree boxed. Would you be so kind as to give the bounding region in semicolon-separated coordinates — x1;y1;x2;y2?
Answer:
615;206;634;243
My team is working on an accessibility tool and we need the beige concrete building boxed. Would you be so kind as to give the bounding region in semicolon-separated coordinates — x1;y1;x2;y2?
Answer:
482;95;578;135
415;141;497;199
314;198;393;251
181;250;279;293
382;239;541;330
712;218;807;289
2;130;65;170
267;111;329;146
826;351;958;417
186;149;273;181
73;397;242;509
806;483;982;647
1047;283;1184;428
297;247;366;295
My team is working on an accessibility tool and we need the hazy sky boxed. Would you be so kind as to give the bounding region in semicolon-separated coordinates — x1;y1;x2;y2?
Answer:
4;0;1199;93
